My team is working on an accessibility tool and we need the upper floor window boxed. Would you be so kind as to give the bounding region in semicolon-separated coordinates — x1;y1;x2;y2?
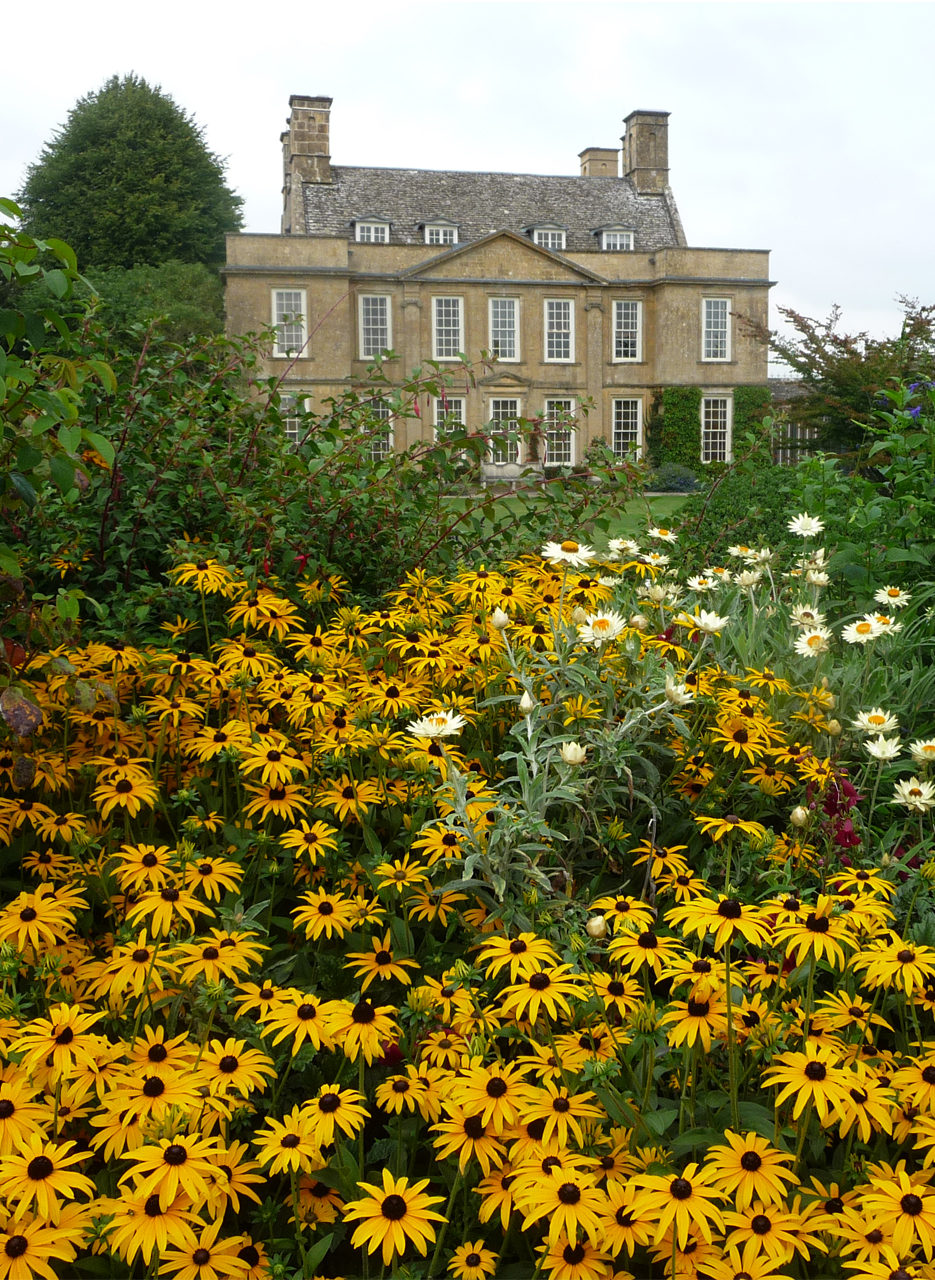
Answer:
434;396;465;437
425;224;458;246
544;398;575;466
489;298;518;361
359;295;392;359
702;298;731;361
602;230;634;251
367;399;394;461
613;300;642;362
533;228;566;251
544;299;574;362
612;398;642;459
433;297;463;360
489;398;520;464
272;290;307;357
355;221;389;243
701;395;732;463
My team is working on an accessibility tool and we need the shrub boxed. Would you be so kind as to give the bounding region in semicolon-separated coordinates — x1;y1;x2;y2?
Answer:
677;455;798;567
647;462;701;492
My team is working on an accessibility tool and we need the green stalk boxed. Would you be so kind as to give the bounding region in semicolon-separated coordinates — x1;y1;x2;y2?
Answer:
427;1170;461;1279
724;940;740;1132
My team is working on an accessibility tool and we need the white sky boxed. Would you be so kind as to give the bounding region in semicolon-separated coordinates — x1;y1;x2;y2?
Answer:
3;0;933;357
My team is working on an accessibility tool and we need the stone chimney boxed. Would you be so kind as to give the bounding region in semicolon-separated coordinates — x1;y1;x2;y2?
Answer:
281;94;333;233
578;147;619;178
622;110;670;194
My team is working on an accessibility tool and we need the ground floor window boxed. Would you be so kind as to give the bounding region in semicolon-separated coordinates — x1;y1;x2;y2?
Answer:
701;396;731;463
612;398;642;458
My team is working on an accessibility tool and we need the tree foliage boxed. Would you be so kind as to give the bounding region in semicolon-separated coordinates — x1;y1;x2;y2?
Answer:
17;75;243;269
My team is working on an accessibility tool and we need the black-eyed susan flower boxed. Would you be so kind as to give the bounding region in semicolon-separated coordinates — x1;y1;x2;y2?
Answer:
692;813;768;844
523;1168;607;1246
315;774;381;822
0;1077;46;1157
661;989;729;1051
500;964;584;1022
159;1218;250;1280
473;1162;517;1230
344;932;420;991
182;856;243;902
0;1215;85;1280
91;774;160;819
324;998;399;1064
861;1170;935;1260
761;1044;850;1124
597;1180;653;1255
704;1132;797;1209
448;1239;498;1280
292;887;355;941
774;895;852;969
590;892;656;933
607;928;683;978
373;853;431;895
590;972;642;1016
170;559;237;596
200;1038;276;1097
205;1142;265;1215
303;1085;369;1146
537;1234;612;1280
242;781;310;823
252;1107;320;1176
630;1162;725;1249
667;896;771;951
278;819;339;864
376;1069;428;1116
112;843;177;891
13;1004;101;1082
343;1168;446;1267
852;936;935;994
432;1106;506;1174
475;931;561;981
126;882;213;937
121;1134;220;1210
0;1132;95;1222
448;1062;533;1133
261;993;330;1056
518;1083;604;1147
0;885;82;951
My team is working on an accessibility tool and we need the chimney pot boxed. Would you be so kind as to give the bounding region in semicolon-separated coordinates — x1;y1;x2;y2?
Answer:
578;147;619;178
622;109;670;194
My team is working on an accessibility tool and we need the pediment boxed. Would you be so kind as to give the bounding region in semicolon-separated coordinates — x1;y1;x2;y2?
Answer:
478;370;535;388
401;230;606;284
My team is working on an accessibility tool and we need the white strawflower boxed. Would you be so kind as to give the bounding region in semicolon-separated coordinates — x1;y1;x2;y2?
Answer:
790;604;827;630
608;537;640;556
541;539;595;568
806;569;830;587
793;627;832;657
519;690;536;714
639;582;670;604
910;739;935;766
852;708;899;735
560;741;587;765
868;612;902;635
407;710;467;739
790;805;810;828
727;544;753;558
490;607;510;630
842;617;883;645
578;610;627;648
585;914;607;940
892;777;935;812
787;512;825;536
875;585;912;609
641;551;670;568
709;567;732;583
736;570;763;589
865;735;901;761
687;575;715;593
629;613;649;631
677;609;731;635
647;525;678;543
571;606;588;625
747;547;773;564
664;676;694;707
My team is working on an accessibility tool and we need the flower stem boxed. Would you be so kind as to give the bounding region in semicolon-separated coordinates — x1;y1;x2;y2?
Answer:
427;1170;461;1279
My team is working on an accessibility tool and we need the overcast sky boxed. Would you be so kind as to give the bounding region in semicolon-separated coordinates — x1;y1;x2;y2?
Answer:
3;0;933;356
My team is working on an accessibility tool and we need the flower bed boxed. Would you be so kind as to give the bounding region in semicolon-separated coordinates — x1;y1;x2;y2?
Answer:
0;522;932;1280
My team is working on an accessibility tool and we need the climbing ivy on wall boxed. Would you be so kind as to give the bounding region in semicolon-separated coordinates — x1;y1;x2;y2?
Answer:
733;385;772;436
648;387;703;469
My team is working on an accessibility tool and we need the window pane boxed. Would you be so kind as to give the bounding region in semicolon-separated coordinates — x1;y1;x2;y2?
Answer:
703;299;729;360
490;298;516;360
274;291;305;355
535;230;564;250
434;397;464;435
545;399;573;465
427;226;456;245
603;231;633;251
702;397;729;462
614;300;640;361
490;398;519;463
361;296;389;358
612;399;641;458
367;400;393;460
280;394;302;444
434;297;462;358
546;300;572;361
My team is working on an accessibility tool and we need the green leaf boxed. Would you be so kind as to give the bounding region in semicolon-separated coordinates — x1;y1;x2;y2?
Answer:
43;269;68;299
49;454;76;492
300;1234;334;1277
15;443;43;473
83;431;115;467
58;423;82;455
885;545;930;565
9;472;37;507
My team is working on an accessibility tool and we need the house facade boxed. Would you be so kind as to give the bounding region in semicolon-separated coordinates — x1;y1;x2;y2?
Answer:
223;96;772;468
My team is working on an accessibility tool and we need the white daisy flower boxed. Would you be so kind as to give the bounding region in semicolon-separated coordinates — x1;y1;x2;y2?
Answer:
875;585;912;609
709;566;732;582
687;575;715;593
608;538;641;556
910;739;935;766
746;547;774;564
851;708;899;735
727;545;753;558
793;627;832;657
787;512;825;537
541;539;595;568
577;610;627;648
892;777;935;812
560;741;587;765
868;612;902;635
640;551;670;568
790;604;827;630
647;525;678;543
490;608;510;631
865;735;901;761
806;569;830;587
406;710;467;739
842;617;883;645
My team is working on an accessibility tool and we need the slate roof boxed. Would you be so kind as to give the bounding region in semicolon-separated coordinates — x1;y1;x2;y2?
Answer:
301;166;686;251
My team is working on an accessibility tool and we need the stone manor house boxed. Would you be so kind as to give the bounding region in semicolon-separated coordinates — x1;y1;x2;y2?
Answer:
223;96;771;470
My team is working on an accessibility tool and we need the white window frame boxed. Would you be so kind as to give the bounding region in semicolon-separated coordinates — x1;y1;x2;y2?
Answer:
544;398;575;467
355;221;389;243
366;400;394;461
602;230;634;251
432;296;464;361
488;297;519;363
280;394;307;446
358;294;392;360
425;224;458;246
488;398;521;465
701;395;732;463
533;228;566;251
272;289;307;358
612;300;642;363
544;299;575;363
611;398;643;459
702;297;731;362
433;396;465;439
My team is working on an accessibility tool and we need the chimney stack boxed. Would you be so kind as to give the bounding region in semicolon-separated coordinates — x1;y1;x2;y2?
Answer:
281;95;333;233
578;147;619;178
622;110;670;194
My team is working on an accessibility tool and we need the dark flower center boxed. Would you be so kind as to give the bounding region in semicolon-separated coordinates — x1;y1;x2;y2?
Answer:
219;1056;239;1073
193;1249;211;1267
718;899;743;919
510;939;528;954
464;1116;486;1140
55;1026;74;1045
375;950;393;965
558;1182;581;1204
616;1207;635;1226
866;1229;884;1244
526;1118;546;1140
552;1097;571;1113
142;853;158;867
161;888;180;902
529;972;551;990
465;1253;481;1267
783;898;800;911
607;981;626;996
116;780;133;793
692;960;712;973
297;1003;318;1021
901;1194;924;1216
486;1078;508;1098
743;1011;761;1027
280;1134;300;1148
740;1151;762;1171
825;1197;844;1214
392;1080;410;1093
687;999;710;1018
202;947;219;960
751;1214;772;1234
19;907;37;922
922;1066;935;1084
0;1100;14;1119
148;1045;168;1062
670;1177;692;1200
318;1093;341;1113
638;931;658;949
164;1144;188;1166
27;1156;54;1180
144;1196;163;1217
806;913;830;933
143;1077;165;1098
381;1193;407;1220
804;1062;827;1080
353;1001;376;1024
563;1245;586;1265
132;949;150;963
238;1246;260;1268
898;949;915;963
4;1237;27;1259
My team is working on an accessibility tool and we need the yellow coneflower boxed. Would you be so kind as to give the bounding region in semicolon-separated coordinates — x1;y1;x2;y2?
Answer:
343;1169;447;1266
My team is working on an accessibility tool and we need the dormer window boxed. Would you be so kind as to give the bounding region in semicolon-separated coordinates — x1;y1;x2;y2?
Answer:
423;221;459;246
529;225;566;251
600;229;634;251
355;220;390;243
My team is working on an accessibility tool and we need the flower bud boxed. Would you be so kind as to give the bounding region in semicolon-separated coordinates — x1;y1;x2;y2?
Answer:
790;805;809;828
586;915;607;940
629;613;648;631
560;741;587;766
827;719;842;737
571;606;588;625
881;852;891;867
519;690;536;714
490;607;510;631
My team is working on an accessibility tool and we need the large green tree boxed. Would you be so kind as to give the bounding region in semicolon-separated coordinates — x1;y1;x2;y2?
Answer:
17;74;243;269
